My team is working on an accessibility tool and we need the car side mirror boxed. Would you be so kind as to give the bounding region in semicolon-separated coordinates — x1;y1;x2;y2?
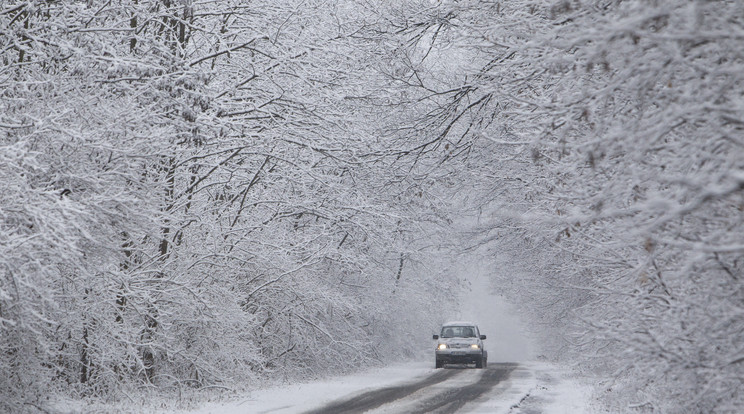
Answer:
480;335;486;340
433;335;439;340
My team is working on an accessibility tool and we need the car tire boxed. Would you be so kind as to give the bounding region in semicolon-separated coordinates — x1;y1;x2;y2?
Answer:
435;359;443;369
475;356;484;369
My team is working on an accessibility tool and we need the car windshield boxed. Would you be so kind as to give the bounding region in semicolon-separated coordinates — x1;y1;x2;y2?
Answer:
441;326;476;338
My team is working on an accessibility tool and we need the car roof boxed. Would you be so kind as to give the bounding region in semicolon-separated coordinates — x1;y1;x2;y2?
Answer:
442;321;477;327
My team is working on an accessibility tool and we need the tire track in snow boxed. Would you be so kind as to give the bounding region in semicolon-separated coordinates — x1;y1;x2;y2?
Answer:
301;368;458;414
406;363;517;414
303;363;517;414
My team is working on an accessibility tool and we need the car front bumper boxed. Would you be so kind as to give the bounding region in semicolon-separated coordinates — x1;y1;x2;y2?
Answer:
435;350;484;364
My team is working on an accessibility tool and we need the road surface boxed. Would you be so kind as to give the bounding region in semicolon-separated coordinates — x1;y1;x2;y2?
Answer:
303;363;518;414
167;360;593;414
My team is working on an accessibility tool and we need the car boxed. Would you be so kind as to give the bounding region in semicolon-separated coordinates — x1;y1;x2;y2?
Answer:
433;321;487;369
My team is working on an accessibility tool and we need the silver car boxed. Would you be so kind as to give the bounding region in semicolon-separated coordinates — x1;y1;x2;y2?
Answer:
433;322;487;369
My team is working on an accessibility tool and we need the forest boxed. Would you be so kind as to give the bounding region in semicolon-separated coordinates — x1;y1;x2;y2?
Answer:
2;1;742;412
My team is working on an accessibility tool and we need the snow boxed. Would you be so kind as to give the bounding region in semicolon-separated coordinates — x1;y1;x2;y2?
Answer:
160;360;595;414
441;320;479;327
469;361;596;414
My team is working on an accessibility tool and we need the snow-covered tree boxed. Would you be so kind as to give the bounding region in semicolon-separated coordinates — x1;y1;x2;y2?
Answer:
396;0;744;411
1;1;458;411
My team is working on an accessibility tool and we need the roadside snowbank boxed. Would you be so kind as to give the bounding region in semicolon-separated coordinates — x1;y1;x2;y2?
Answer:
468;361;596;414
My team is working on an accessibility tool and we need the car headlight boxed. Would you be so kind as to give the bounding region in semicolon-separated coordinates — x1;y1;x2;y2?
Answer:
470;344;480;349
437;343;448;350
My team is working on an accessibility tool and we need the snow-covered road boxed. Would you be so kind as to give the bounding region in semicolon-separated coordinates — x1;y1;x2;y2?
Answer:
305;363;516;413
174;359;594;414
